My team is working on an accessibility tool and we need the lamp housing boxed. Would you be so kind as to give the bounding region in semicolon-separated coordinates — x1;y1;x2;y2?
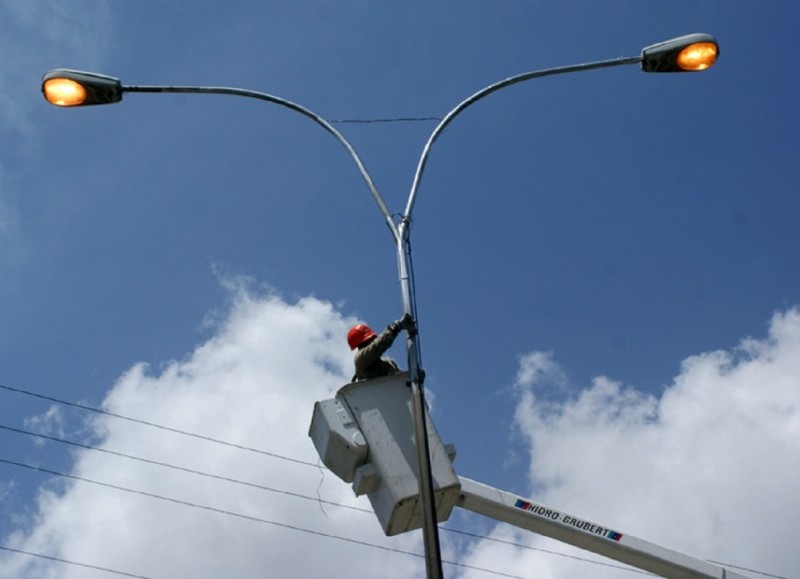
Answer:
641;33;719;72
42;69;123;107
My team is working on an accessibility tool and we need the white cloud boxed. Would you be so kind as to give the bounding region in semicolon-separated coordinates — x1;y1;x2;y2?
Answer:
1;284;426;578
22;407;65;448
4;285;799;578
458;308;800;578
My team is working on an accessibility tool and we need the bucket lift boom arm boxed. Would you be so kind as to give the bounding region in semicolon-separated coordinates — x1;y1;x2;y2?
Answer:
458;477;750;578
309;374;751;578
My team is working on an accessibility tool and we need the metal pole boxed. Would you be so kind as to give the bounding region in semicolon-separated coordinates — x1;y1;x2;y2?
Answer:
397;218;444;579
398;54;644;579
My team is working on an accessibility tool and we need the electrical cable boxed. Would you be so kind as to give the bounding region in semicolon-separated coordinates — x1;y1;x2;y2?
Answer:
4;433;782;579
407;226;425;367
329;116;440;124
0;423;368;514
0;424;661;576
0;544;152;579
0;383;316;467
0;424;666;576
1;384;787;579
0;457;527;579
441;527;652;576
707;560;788;579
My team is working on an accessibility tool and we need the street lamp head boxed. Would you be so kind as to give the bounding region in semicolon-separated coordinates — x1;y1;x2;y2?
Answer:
641;33;719;72
42;69;123;107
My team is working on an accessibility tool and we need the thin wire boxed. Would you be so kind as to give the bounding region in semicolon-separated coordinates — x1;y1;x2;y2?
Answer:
406;227;425;367
0;423;368;514
0;383;317;467
707;560;788;579
0;457;527;579
0;457;415;554
0;424;677;577
2;384;786;579
441;527;653;576
329;116;440;124
0;424;663;575
0;544;152;579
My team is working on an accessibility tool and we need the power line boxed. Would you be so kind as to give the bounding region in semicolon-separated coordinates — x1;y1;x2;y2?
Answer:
0;423;666;576
0;544;152;579
6;450;782;579
707;560;788;579
329;116;440;124
0;383;317;467
0;457;417;555
442;527;653;576
0;423;665;576
1;383;787;579
0;423;367;514
0;457;527;579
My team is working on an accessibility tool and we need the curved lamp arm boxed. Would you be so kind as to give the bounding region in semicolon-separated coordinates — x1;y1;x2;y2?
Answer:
400;32;719;230
41;72;399;243
401;56;640;227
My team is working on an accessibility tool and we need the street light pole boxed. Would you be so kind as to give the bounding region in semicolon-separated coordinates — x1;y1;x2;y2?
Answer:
396;216;443;578
398;36;717;574
41;32;718;579
42;68;448;577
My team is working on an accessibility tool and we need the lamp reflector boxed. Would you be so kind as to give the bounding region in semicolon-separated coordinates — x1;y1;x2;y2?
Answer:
43;77;88;107
676;42;718;71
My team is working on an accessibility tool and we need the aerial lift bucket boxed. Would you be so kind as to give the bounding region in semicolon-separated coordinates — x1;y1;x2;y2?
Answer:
309;372;460;536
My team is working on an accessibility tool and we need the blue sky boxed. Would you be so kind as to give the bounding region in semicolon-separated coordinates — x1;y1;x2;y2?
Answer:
1;2;799;578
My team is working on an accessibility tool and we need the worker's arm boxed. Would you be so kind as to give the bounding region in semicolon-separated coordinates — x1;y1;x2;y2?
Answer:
354;323;401;377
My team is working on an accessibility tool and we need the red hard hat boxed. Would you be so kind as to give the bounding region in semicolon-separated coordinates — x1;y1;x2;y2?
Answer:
347;323;376;350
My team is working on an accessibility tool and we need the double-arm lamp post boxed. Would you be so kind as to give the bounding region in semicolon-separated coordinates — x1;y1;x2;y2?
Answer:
42;33;718;579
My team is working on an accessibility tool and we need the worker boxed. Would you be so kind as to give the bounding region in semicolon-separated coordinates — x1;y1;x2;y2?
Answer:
347;314;414;381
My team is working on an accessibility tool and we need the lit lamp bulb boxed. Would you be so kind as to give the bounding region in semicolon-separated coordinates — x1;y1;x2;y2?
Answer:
43;77;88;107
676;42;719;71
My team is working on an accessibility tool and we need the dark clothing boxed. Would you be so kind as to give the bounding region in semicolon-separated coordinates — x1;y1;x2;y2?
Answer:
353;324;402;381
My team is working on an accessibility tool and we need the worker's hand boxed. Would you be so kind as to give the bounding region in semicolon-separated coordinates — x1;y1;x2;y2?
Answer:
399;313;418;337
389;314;415;336
397;313;414;330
